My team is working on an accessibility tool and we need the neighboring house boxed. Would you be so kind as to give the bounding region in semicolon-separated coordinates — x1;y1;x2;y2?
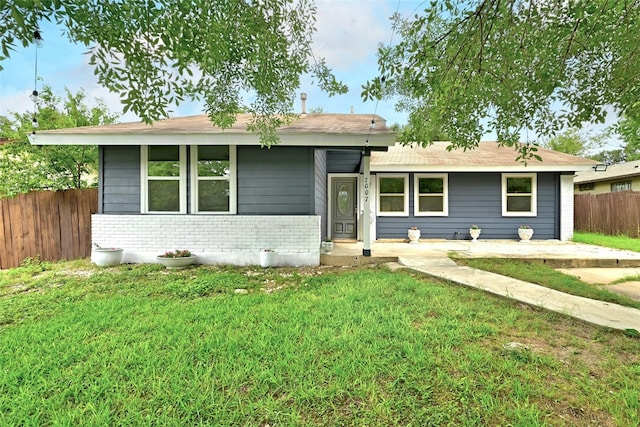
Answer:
31;114;596;266
574;159;640;194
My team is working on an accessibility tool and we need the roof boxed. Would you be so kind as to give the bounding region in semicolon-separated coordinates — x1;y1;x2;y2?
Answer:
371;142;598;172
574;159;640;184
29;113;397;148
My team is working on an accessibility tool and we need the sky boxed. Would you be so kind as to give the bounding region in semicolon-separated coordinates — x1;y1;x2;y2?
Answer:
0;0;423;127
0;0;622;149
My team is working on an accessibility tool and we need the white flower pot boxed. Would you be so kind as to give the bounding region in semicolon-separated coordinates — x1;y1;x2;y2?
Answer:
407;229;421;244
320;241;334;254
518;228;534;242
156;255;197;269
259;250;277;268
469;228;481;242
92;248;124;267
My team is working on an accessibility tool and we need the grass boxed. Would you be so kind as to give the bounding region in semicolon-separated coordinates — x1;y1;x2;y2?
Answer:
573;231;640;252
455;258;640;310
1;260;639;426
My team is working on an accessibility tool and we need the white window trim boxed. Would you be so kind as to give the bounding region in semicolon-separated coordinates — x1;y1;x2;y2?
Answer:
502;173;537;217
414;173;448;216
141;145;187;214
377;173;409;216
190;145;237;214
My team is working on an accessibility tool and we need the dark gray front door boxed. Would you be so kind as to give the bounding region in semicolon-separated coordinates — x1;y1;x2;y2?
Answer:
332;177;357;239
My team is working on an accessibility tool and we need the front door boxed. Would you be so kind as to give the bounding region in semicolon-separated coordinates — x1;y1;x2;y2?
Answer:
331;177;357;239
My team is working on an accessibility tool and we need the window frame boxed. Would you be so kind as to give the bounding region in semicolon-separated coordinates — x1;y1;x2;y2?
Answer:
140;145;187;214
414;173;449;216
190;145;237;214
611;180;632;192
501;173;537;217
377;173;409;216
578;182;595;192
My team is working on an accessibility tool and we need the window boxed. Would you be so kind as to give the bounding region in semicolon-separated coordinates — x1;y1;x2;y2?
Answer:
142;145;187;213
611;181;632;192
502;173;537;216
578;183;595;191
414;174;448;216
141;145;236;214
377;174;408;216
191;146;236;213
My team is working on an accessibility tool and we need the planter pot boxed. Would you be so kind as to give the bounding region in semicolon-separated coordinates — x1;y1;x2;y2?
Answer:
469;228;481;242
156;255;197;269
407;229;421;244
518;228;534;242
320;241;334;254
92;248;123;267
259;250;278;268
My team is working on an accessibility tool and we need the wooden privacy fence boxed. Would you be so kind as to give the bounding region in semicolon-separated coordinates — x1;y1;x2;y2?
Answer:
0;189;98;269
575;191;640;238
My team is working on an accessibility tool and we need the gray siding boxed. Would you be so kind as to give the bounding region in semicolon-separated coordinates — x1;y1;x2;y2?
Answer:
101;145;141;214
327;150;361;173
237;146;315;215
314;150;328;238
377;172;560;240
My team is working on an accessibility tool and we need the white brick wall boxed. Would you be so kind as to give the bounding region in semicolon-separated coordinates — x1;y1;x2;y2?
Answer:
92;215;320;266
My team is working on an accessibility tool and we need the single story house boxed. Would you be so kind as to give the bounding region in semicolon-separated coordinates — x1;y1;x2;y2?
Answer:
31;113;596;266
574;159;640;194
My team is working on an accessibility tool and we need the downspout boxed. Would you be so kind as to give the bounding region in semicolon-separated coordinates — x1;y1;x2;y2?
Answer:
362;147;371;256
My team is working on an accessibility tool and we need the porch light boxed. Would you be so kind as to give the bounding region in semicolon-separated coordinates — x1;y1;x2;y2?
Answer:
593;164;607;172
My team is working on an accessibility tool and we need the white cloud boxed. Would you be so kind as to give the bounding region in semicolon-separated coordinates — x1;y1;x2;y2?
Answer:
313;0;393;69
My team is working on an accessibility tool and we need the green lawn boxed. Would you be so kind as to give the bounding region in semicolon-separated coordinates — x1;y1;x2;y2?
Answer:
573;231;640;252
1;260;639;426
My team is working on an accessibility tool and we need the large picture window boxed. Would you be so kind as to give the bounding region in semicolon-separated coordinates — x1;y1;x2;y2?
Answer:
414;174;448;216
377;174;409;216
191;146;236;213
142;145;186;213
502;173;537;216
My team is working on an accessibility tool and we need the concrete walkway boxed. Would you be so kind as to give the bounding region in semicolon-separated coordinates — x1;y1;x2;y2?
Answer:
323;240;640;331
399;255;640;332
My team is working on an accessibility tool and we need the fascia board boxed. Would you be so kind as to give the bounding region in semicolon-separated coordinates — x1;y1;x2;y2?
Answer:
30;132;396;147
371;164;597;173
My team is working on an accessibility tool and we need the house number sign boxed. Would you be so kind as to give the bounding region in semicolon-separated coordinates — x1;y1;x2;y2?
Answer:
363;177;369;203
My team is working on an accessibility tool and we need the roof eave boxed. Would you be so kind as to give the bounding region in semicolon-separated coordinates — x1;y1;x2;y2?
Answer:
574;172;640;184
371;164;596;173
30;132;397;148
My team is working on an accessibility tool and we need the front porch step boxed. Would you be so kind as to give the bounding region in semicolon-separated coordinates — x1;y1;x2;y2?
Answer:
320;254;398;266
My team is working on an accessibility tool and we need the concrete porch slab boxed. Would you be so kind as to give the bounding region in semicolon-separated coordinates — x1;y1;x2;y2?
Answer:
321;239;640;267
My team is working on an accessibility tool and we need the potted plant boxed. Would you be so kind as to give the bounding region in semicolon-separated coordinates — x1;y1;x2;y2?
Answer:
469;225;481;242
156;249;197;269
92;245;124;267
320;237;334;254
259;248;277;268
518;225;534;242
407;226;421;244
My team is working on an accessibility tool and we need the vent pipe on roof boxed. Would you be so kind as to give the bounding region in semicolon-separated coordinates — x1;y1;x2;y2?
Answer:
300;92;307;117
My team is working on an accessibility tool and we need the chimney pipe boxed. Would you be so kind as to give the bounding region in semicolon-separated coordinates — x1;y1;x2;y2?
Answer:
300;92;307;117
